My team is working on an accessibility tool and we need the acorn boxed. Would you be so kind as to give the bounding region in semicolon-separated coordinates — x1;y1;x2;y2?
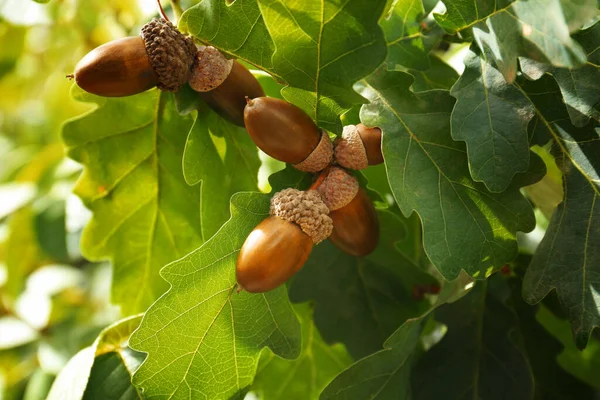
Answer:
244;97;333;172
189;46;265;126
72;18;196;97
316;167;379;257
236;189;333;293
334;124;384;170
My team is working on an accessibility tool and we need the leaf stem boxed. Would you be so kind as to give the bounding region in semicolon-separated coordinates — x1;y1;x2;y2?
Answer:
156;0;169;22
171;0;184;22
309;166;331;191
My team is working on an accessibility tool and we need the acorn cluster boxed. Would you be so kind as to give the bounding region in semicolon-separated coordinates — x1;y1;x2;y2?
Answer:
70;18;385;294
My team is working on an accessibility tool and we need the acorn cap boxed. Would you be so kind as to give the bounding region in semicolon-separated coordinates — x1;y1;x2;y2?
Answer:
316;166;359;211
270;188;333;244
141;18;196;92
334;124;369;170
189;46;234;92
293;130;334;173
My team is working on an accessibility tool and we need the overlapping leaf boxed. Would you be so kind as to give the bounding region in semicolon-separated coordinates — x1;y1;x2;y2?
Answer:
252;303;352;400
47;315;144;400
290;206;435;359
435;0;588;83
182;0;387;131
411;278;534;399
62;88;202;315
129;192;301;400
521;21;600;127
409;55;459;92
358;69;535;281
518;76;600;349
450;49;534;192
183;109;260;240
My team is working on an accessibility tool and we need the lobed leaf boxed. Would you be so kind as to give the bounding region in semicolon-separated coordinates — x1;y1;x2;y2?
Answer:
129;192;301;400
358;68;535;281
450;49;534;192
518;76;600;349
62;88;202;315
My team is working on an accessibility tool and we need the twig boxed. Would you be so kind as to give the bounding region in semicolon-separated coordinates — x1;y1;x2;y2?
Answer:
156;0;170;22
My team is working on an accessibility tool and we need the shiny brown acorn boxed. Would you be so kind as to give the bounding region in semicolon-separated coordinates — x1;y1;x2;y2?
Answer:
328;187;379;257
236;189;333;293
244;97;321;164
335;124;384;170
71;19;196;97
236;216;313;293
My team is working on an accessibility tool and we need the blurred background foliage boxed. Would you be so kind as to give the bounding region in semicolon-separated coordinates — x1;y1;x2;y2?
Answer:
0;1;201;398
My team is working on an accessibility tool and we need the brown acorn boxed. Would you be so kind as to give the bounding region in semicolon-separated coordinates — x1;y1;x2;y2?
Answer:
237;216;313;293
236;188;333;293
189;47;265;126
244;97;323;163
335;124;384;170
316;167;379;257
329;187;379;257
72;18;196;97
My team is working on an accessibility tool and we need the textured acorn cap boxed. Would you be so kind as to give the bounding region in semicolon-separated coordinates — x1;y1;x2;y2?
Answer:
141;18;196;92
334;124;368;170
316;166;359;211
189;46;233;92
294;130;334;173
270;188;333;244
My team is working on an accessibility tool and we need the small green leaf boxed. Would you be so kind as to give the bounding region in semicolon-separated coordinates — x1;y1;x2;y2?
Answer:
62;88;203;315
252;303;352;400
450;49;534;192
359;68;535;281
129;192;301;400
183;109;260;240
411;277;534;399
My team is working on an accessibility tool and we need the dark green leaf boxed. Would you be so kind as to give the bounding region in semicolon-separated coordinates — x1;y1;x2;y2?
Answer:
411;277;534;399
450;49;534;192
359;68;535;281
82;350;144;400
183;109;260;240
435;0;588;82
62;88;202;315
518;76;600;349
252;303;352;400
33;199;68;263
521;21;600;127
290;207;435;359
129;192;301;400
409;55;459;92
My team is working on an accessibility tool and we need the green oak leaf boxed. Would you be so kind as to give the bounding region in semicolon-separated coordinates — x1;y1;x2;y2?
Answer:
381;0;431;71
290;206;435;359
518;76;600;349
129;192;301;400
450;48;534;192
320;316;423;400
183;108;260;240
560;0;599;32
252;303;352;400
521;21;600;127
62;87;202;316
47;315;144;400
435;0;588;83
182;0;388;132
358;68;535;281
411;277;534;399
